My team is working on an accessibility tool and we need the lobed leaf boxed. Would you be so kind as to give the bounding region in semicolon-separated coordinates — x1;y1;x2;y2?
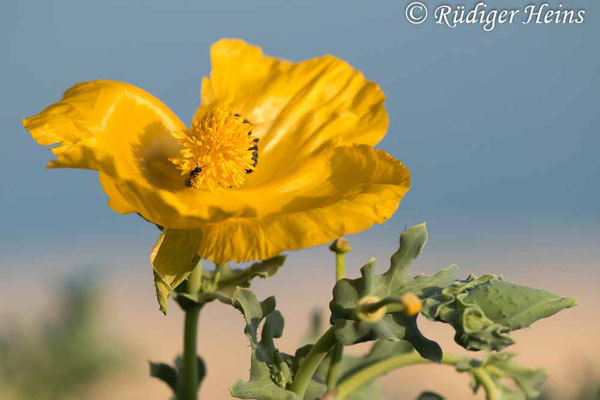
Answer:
329;223;457;362
422;274;577;351
174;256;286;309
230;288;299;400
149;362;178;392
149;355;206;399
206;256;286;298
456;352;547;400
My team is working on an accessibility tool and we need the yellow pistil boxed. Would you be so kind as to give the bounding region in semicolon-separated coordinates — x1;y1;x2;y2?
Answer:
356;295;387;322
170;105;258;191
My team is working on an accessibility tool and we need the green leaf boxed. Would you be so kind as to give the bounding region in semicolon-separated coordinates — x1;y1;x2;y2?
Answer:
415;392;445;400
175;256;286;309
206;256;286;297
149;362;178;392
230;288;300;400
175;355;206;396
457;353;547;400
149;355;206;398
422;274;577;351
151;229;203;314
329;223;457;362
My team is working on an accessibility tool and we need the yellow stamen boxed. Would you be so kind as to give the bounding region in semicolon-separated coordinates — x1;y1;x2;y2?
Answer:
169;105;257;191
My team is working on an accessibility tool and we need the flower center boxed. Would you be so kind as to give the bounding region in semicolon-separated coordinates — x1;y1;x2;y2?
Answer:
169;105;259;191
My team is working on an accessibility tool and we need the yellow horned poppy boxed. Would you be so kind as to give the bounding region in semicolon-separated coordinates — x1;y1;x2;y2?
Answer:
24;39;410;311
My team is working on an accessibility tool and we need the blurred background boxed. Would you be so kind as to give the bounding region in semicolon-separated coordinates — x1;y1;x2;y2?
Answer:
1;0;598;399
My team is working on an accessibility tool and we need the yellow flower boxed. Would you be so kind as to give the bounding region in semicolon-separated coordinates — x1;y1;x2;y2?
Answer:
24;39;410;311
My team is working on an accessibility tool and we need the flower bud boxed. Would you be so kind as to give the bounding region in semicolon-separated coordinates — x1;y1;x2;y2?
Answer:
329;237;351;254
401;293;422;317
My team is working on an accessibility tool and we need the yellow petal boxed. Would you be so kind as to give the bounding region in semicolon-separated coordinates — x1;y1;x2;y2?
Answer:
151;228;203;314
23;80;187;217
201;39;389;186
192;144;410;263
24;44;409;265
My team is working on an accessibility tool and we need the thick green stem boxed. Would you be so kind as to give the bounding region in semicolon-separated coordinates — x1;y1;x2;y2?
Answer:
181;261;202;400
182;308;200;400
326;344;343;390
289;327;337;397
333;353;464;399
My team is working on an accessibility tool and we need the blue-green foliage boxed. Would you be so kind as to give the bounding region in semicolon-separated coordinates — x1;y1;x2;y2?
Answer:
329;224;457;362
422;274;577;351
165;223;576;400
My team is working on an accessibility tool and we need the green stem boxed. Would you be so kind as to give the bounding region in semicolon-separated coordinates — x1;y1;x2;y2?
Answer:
289;327;337;397
472;368;501;400
333;353;464;399
212;262;227;289
181;260;202;400
335;253;345;282
360;296;404;314
326;252;346;390
182;308;200;400
326;344;343;390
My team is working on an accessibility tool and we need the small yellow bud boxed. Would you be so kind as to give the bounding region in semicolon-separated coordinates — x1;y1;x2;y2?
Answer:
329;237;351;254
401;293;422;316
356;295;386;322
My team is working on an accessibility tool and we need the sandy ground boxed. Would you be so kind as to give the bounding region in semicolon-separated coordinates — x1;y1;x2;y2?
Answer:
2;238;599;400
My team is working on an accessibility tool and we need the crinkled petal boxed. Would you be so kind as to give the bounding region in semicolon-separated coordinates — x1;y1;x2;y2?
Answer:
23;80;187;217
201;39;389;186
192;144;410;263
24;46;409;264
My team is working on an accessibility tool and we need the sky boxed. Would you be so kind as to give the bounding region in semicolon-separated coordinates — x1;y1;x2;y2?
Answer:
1;0;598;263
1;2;599;398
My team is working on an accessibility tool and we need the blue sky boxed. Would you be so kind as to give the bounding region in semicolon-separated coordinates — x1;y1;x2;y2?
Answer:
2;0;598;262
